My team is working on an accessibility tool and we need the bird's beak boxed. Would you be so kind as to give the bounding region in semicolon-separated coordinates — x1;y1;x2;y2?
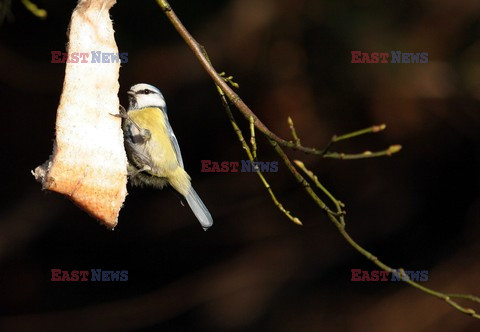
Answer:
127;90;135;96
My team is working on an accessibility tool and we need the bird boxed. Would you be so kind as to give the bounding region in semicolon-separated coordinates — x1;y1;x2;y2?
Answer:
119;83;213;230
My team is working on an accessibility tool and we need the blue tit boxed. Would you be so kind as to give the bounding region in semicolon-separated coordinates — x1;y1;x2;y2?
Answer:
121;83;213;230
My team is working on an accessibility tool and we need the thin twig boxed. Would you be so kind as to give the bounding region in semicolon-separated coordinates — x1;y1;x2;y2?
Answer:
217;86;302;226
287;117;301;147
294;160;346;226
249;116;257;160
323;145;402;159
268;139;342;217
21;0;47;19
446;294;480;304
332;124;386;143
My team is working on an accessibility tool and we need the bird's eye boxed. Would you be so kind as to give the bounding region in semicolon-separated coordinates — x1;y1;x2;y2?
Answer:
144;89;150;95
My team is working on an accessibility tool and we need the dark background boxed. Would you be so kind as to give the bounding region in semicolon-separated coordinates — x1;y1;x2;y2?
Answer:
1;0;479;331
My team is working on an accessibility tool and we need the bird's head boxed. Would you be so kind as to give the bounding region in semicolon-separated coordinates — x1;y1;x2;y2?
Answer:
127;83;166;110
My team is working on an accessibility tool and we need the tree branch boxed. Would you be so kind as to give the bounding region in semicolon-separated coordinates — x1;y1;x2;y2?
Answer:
154;0;479;320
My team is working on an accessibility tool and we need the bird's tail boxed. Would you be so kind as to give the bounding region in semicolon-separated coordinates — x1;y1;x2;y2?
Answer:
185;187;213;231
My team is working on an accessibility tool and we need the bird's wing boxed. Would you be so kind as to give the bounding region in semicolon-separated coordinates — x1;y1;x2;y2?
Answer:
164;112;184;169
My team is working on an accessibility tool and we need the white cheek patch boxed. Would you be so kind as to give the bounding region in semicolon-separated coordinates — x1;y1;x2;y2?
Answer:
135;94;166;110
153;95;166;109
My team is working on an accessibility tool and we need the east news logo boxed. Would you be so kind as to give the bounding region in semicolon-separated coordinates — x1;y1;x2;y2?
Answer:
51;269;128;281
351;51;428;64
201;160;278;172
51;51;128;63
351;269;428;282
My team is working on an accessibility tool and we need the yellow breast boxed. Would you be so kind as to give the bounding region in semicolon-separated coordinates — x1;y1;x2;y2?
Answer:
127;107;191;196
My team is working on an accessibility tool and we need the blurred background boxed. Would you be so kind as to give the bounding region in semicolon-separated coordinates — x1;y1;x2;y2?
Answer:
1;0;479;331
